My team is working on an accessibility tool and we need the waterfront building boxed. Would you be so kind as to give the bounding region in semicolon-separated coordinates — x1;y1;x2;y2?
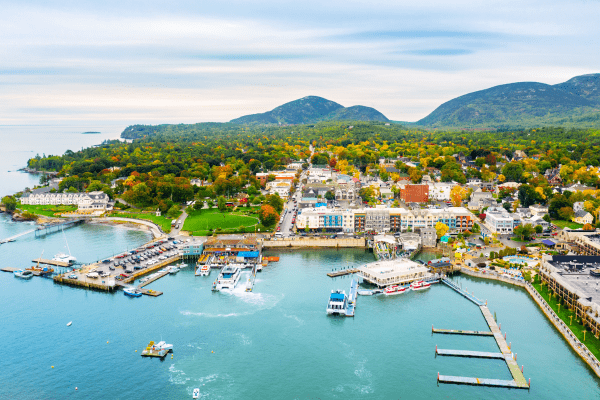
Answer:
20;190;110;211
357;258;431;287
540;255;600;339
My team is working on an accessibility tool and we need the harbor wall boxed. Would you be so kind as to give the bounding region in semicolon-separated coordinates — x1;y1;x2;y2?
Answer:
262;238;365;248
459;267;526;287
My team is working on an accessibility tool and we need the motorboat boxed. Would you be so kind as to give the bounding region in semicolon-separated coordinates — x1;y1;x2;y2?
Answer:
214;265;241;290
152;341;173;352
384;285;409;296
168;265;180;275
197;264;210;276
193;388;200;399
326;290;347;315
178;262;187;269
140;277;149;283
124;287;142;297
14;269;33;279
357;289;375;296
409;280;431;291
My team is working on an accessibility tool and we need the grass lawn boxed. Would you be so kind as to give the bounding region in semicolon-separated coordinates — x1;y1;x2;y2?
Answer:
183;209;261;235
532;275;600;360
110;211;172;233
18;204;77;218
552;220;584;229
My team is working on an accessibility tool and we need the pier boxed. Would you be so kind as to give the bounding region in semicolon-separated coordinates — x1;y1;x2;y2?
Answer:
441;277;484;306
327;268;359;278
432;327;493;336
438;375;524;389
1;267;19;273
345;278;358;317
245;264;257;292
436;348;504;359
0;218;85;244
32;258;71;268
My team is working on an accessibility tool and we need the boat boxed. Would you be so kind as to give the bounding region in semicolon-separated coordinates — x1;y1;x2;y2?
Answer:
409;280;431;291
140;277;149;283
193;388;200;399
152;341;173;352
357;289;374;296
168;265;180;275
178;262;187;269
326;290;348;315
384;285;409;295
214;265;241;290
197;264;210;276
13;269;33;279
124;287;142;297
67;321;72;327
53;227;77;265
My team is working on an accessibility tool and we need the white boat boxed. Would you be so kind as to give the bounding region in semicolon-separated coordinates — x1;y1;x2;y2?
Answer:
178;262;187;269
384;285;409;296
214;265;241;290
140;277;149;283
197;264;210;276
67;321;72;327
410;280;431;291
53;227;76;265
326;290;347;315
153;341;173;351
193;388;200;399
357;289;374;296
124;287;142;297
168;265;180;275
13;269;33;279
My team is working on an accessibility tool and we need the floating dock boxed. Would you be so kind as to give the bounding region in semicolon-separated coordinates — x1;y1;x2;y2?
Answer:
1;267;19;273
141;341;171;357
345;278;358;317
432;327;493;336
138;270;169;288
436;348;504;359
438;375;524;389
32;258;70;268
327;268;359;278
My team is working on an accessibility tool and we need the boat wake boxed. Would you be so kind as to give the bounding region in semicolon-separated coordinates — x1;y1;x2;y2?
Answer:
168;364;190;385
180;310;251;318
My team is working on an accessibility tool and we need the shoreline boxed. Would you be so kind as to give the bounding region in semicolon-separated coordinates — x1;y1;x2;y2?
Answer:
459;266;600;378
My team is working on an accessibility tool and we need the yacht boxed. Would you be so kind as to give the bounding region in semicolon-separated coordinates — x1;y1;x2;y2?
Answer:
409;280;431;291
52;252;77;265
123;287;142;297
214;265;241;290
326;290;348;315
152;341;173;352
14;269;33;279
384;285;409;296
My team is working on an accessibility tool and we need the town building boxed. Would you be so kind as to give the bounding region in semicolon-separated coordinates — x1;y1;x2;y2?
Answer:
485;206;515;234
399;184;429;203
427;182;453;201
20;191;111;211
357;258;431;287
573;210;594;225
256;171;296;186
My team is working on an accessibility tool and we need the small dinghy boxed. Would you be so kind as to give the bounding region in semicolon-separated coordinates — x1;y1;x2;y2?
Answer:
67;321;72;327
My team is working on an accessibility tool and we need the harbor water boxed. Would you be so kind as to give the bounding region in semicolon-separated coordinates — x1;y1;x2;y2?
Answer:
2;241;600;399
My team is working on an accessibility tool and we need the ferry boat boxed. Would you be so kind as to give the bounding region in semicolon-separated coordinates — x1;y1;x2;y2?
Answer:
409;280;431;291
384;285;408;295
214;265;241;290
124;287;142;297
326;290;348;315
197;264;210;276
13;269;33;279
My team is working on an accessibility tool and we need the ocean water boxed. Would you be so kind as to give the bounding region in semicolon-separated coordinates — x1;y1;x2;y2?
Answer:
0;125;124;197
1;241;600;399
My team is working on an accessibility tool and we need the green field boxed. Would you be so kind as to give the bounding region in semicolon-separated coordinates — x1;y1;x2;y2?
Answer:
551;220;584;230
110;211;173;233
183;209;262;235
532;276;600;360
18;204;77;217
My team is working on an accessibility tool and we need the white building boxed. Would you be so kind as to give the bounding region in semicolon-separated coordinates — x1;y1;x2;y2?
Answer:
428;182;454;201
485;206;515;234
20;191;110;211
357;259;431;287
267;181;292;199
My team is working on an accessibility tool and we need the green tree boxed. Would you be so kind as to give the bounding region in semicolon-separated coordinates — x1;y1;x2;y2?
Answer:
1;196;17;212
258;204;279;226
534;225;543;234
265;193;284;213
217;196;227;212
324;191;335;201
514;223;535;241
167;205;180;219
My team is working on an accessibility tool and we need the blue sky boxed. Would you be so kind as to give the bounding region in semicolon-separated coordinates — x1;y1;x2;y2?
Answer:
0;0;598;126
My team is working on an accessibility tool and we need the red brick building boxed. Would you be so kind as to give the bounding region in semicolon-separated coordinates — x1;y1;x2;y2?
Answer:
400;184;429;203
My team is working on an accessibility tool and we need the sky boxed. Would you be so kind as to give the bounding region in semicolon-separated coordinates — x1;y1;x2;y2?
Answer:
0;0;599;126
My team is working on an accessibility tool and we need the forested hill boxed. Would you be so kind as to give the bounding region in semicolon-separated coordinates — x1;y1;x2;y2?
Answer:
416;73;600;129
229;96;389;124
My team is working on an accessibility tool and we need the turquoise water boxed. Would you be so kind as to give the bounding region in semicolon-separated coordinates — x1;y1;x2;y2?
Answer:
2;232;600;398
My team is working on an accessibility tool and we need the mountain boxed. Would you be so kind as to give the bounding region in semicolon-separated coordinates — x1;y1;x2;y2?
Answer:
230;96;389;124
417;74;600;129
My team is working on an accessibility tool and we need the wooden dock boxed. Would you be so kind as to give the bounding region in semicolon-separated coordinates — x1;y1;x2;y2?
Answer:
432;328;493;336
1;267;19;273
327;268;359;277
436;348;504;359
138;270;169;288
438;375;524;389
32;258;70;268
139;288;163;297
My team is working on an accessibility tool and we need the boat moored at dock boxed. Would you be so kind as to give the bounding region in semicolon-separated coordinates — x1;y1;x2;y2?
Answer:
326;290;348;315
13;269;33;279
384;285;409;295
410;280;431;291
197;264;210;276
124;287;142;297
141;340;173;357
214;265;241;290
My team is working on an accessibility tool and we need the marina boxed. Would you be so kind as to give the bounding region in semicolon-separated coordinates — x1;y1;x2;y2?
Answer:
435;348;504;359
432;327;494;336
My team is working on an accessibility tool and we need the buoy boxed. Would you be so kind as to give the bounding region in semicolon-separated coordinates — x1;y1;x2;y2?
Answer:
51;366;54;369
521;365;524;373
135;350;137;352
528;378;531;387
75;387;78;391
211;350;214;353
107;341;109;344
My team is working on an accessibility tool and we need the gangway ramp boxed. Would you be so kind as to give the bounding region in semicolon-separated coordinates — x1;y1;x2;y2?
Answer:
0;229;36;244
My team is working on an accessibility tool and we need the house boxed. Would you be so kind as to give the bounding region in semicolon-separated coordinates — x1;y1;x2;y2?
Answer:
428;182;453;201
545;168;562;186
399;184;429;203
523;215;550;230
380;188;394;200
512;150;527;161
267;181;292;199
467;189;493;211
573;210;594;225
20;190;110;211
573;202;585;213
529;204;549;216
485;206;515;234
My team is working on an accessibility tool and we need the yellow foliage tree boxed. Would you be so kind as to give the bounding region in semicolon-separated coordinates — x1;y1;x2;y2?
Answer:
497;174;506;183
435;221;449;238
450;186;467;207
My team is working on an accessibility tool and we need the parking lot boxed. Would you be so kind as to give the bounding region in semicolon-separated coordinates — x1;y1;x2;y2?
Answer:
64;238;185;285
